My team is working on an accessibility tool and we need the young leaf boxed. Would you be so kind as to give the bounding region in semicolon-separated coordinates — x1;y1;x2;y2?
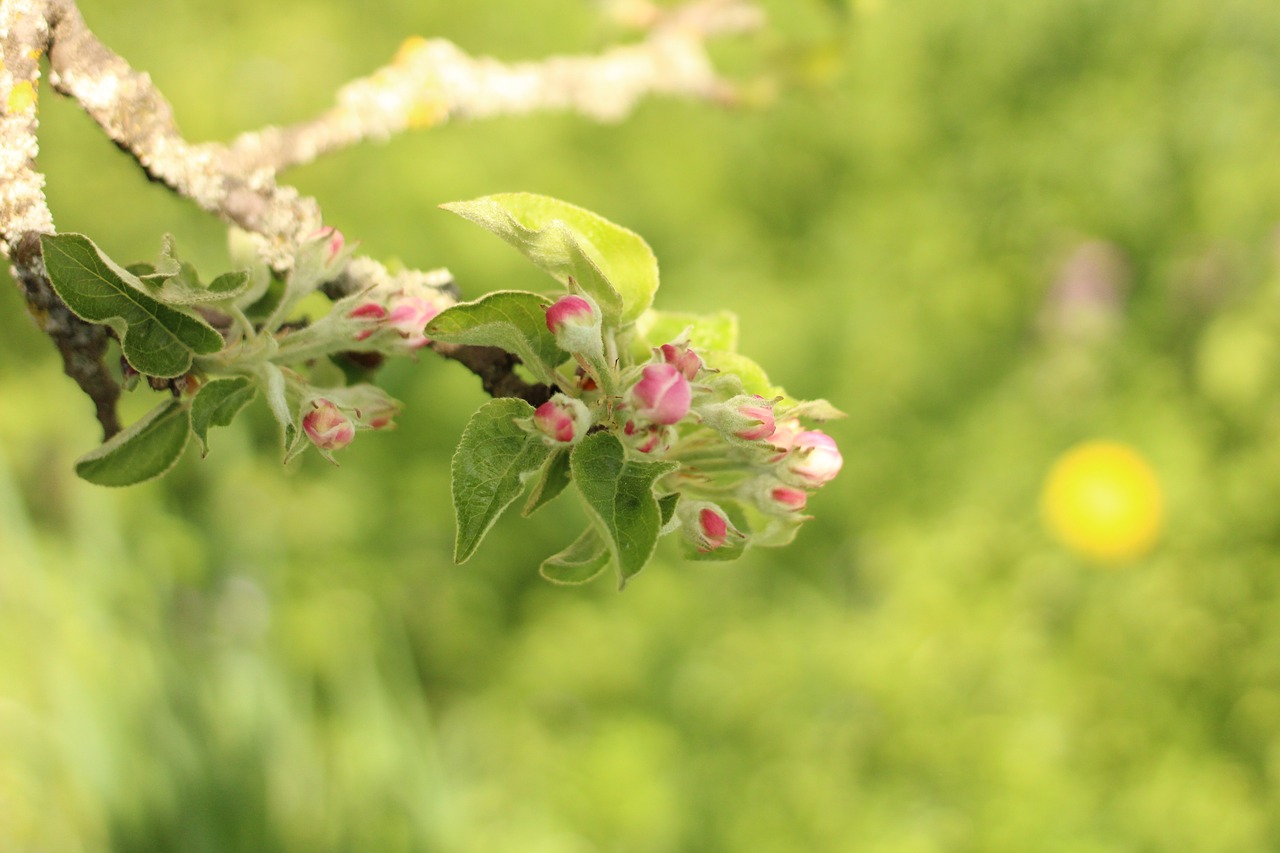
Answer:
452;398;553;563
425;291;565;386
523;448;572;516
147;265;252;306
191;377;258;456
570;432;677;587
40;233;224;377
701;350;777;398
635;309;740;353
442;193;660;325
74;398;191;487
540;527;611;585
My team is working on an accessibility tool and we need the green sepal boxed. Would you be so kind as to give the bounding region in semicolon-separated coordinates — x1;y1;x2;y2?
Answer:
570;432;677;588
539;526;611;585
190;377;258;456
41;233;224;378
425;290;564;386
452;398;553;563
74;398;191;487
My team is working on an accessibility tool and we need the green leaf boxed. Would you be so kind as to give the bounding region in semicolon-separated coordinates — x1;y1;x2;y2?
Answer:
191;377;258;456
425;291;564;386
524;448;572;516
701;350;777;397
658;492;680;529
635;309;739;353
40;233;224;378
74;398;191;487
570;432;677;587
442;193;659;325
147;264;252;306
540;527;611;585
452;398;553;563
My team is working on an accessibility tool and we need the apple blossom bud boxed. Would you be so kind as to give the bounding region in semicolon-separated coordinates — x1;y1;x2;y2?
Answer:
316;227;345;265
697;507;729;551
628;363;692;425
387;295;439;349
349;302;387;341
786;431;843;487
531;394;592;445
658;341;703;380
736;397;776;441
303;399;355;451
545;294;603;358
769;418;804;453
771;485;808;512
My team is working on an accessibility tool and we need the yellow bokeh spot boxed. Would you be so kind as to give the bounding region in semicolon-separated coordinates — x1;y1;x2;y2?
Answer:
6;80;37;114
1041;440;1164;563
394;35;429;66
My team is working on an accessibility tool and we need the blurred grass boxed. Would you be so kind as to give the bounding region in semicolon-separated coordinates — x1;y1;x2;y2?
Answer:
5;0;1280;849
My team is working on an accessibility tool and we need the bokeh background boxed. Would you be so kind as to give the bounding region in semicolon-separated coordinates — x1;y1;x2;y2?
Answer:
4;0;1280;849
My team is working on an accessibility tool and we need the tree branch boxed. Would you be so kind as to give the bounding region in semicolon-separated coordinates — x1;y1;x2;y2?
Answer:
1;0;761;438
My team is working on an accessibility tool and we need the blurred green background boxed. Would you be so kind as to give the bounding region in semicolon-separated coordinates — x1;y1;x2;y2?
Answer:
5;0;1280;849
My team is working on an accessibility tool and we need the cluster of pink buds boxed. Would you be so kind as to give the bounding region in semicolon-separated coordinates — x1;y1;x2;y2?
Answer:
347;283;444;351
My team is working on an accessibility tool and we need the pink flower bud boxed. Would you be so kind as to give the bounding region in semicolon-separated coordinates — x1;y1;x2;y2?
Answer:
628;363;692;425
531;394;591;445
770;485;808;512
697;507;729;551
545;294;594;333
735;396;776;441
387;295;440;349
545;294;603;357
349;302;387;341
786;431;843;487
658;342;703;381
316;227;345;265
769;418;804;453
303;399;355;451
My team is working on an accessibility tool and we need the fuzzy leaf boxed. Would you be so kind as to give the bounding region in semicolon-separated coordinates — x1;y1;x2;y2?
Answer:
452;398;553;563
635;309;739;353
148;265;252;306
570;432;677;587
191;377;257;456
523;448;572;516
540;527;611;585
75;398;191;487
701;350;777;397
41;233;224;377
426;290;564;385
442;193;659;325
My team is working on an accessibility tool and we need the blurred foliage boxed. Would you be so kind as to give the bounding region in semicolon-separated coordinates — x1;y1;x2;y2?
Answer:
5;0;1280;849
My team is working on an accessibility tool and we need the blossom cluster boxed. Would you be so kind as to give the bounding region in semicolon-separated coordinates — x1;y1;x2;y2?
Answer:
529;293;843;556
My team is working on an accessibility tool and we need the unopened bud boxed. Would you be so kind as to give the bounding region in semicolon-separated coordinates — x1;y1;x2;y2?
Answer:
657;341;703;381
303;399;355;451
785;431;843;487
530;394;592;445
545;294;603;358
628;363;692;425
349;302;387;341
387;295;439;349
701;394;777;442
